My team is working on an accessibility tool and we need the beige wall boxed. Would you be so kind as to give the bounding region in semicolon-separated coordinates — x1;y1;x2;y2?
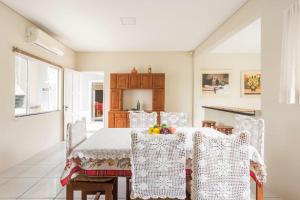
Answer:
193;53;261;126
0;3;76;172
261;0;300;199
76;52;193;127
194;0;300;199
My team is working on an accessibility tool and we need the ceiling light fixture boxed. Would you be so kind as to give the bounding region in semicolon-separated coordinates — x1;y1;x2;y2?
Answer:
120;17;136;25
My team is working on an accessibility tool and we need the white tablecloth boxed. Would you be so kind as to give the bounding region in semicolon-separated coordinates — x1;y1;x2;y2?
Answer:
70;127;264;165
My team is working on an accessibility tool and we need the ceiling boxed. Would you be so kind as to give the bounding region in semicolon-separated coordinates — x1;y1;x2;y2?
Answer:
210;18;261;54
1;0;248;52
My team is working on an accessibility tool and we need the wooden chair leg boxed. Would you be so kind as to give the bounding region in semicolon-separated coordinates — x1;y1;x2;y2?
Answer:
256;183;263;200
126;177;131;200
113;178;118;200
82;191;88;200
105;187;113;200
66;184;74;200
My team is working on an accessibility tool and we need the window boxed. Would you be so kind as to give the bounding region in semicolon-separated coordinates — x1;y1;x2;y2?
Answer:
15;55;61;116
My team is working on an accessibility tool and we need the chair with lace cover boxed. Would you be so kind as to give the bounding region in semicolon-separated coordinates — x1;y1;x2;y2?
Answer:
192;131;250;200
129;111;157;128
66;119;118;200
160;112;188;127
130;131;186;199
129;112;142;128
66;118;87;157
234;115;265;159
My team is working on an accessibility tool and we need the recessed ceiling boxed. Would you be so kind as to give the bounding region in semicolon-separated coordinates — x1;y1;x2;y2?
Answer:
1;0;248;52
210;18;261;54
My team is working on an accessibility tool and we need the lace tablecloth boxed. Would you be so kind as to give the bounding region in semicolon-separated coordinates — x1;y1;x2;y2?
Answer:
60;128;266;186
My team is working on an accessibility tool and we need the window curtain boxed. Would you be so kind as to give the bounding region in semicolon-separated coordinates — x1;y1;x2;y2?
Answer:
280;0;300;104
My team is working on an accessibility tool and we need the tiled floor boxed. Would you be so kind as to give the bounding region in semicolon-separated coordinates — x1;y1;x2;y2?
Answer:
0;142;281;200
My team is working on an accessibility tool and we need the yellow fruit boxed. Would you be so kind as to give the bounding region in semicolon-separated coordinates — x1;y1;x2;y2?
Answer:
153;127;160;134
148;127;153;134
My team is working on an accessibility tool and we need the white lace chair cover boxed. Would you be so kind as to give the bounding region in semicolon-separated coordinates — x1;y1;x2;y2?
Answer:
129;111;157;128
66;118;87;157
160;112;188;127
129;112;142;128
234;115;265;159
131;132;186;199
192;131;250;200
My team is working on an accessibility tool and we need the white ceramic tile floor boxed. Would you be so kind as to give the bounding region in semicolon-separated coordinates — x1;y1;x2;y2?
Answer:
0;142;281;200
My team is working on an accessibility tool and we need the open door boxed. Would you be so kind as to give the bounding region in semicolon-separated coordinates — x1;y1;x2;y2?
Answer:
63;68;80;140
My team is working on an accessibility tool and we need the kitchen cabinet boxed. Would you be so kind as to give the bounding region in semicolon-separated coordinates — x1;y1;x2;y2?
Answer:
110;89;122;110
129;74;140;89
153;89;165;111
117;74;129;89
152;73;165;89
110;74;117;89
140;73;153;89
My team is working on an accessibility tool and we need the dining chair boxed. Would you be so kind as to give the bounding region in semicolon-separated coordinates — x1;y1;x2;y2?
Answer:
160;112;188;127
130;131;187;199
192;131;250;200
234;115;265;159
129;111;157;128
66;118;87;157
66;119;118;200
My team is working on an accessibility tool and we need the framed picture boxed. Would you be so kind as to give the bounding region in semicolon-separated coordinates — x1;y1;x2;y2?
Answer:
201;70;231;96
241;71;261;95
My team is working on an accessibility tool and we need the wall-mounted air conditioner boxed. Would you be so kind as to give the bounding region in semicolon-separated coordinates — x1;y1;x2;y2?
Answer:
26;26;65;56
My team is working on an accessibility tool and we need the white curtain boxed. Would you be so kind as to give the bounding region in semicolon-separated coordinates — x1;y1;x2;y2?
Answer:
280;0;300;104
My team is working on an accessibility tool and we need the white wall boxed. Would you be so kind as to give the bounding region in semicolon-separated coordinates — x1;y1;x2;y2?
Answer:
193;53;261;126
0;3;76;172
76;52;193;127
193;0;300;199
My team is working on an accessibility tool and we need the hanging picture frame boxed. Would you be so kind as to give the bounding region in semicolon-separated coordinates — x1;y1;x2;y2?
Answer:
200;70;231;96
241;70;261;96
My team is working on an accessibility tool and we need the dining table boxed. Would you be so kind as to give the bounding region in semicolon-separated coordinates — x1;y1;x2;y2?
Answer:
60;127;267;200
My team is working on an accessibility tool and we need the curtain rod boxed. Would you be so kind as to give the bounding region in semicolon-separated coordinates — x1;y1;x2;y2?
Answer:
12;47;63;69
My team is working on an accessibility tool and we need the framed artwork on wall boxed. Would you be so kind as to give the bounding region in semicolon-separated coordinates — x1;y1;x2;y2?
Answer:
241;70;261;96
200;70;231;96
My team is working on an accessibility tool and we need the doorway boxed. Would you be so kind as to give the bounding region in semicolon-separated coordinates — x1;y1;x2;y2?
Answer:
91;82;104;121
79;72;104;133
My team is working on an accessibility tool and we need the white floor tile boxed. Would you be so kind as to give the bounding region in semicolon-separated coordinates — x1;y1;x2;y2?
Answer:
0;166;30;178
19;178;62;199
16;164;58;178
0;178;38;198
0;178;9;186
44;163;65;178
55;187;82;199
38;154;65;165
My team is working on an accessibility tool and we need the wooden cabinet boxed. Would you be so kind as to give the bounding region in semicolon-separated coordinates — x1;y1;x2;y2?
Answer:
110;74;117;89
153;89;165;111
109;111;128;128
114;112;128;128
117;74;129;89
108;112;115;128
152;73;165;89
140;74;153;89
110;89;122;110
109;72;165;127
129;74;140;89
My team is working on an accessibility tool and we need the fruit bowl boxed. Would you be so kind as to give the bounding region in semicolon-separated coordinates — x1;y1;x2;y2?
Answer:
148;124;176;134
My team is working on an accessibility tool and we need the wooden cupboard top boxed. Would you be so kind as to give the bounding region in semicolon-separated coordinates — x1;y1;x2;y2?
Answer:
110;73;164;90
